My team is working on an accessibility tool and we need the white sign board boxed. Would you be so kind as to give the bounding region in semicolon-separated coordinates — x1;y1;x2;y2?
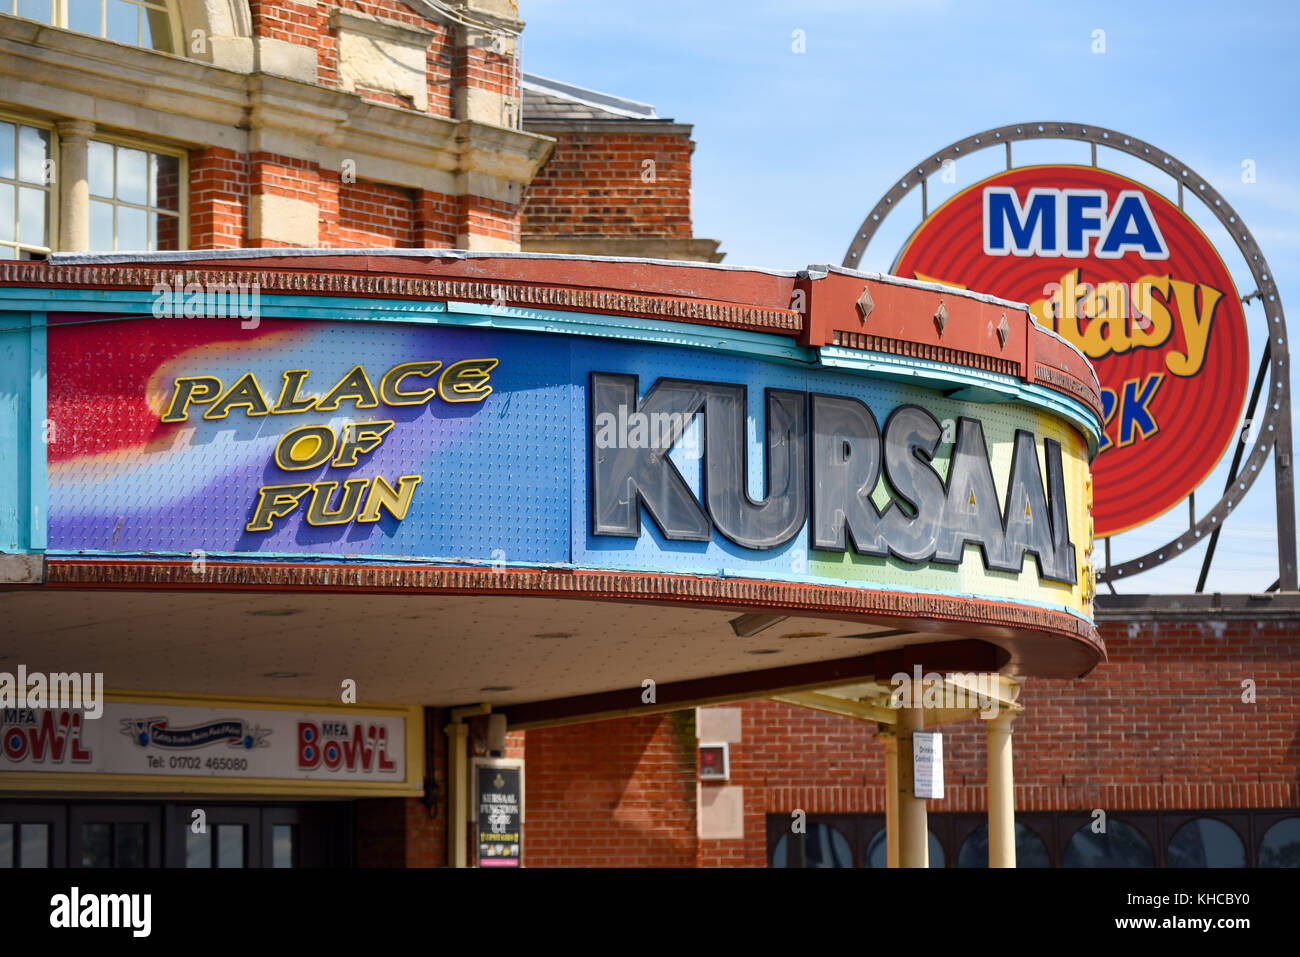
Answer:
913;730;944;800
0;701;406;782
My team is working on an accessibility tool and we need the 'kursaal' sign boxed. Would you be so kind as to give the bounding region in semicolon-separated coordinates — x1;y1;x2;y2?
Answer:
895;165;1250;535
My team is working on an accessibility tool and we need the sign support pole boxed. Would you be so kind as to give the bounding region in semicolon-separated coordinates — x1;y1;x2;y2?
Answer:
896;707;928;868
986;711;1017;868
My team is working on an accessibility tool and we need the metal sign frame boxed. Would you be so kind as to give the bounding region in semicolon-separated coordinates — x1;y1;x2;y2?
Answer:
843;122;1296;591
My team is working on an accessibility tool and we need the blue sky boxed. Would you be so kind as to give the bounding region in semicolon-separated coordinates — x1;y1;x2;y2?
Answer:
521;0;1300;593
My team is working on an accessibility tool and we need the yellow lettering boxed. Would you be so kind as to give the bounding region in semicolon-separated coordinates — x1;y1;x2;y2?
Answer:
438;358;498;403
246;483;312;532
1166;280;1222;377
357;474;423;522
316;365;379;411
331;421;394;468
161;376;223;423
272;369;319;414
1054;269;1086;352
379;361;441;406
204;372;272;420
305;479;371;526
1130;275;1172;350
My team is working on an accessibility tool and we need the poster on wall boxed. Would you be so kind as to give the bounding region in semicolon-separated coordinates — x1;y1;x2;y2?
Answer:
473;758;523;868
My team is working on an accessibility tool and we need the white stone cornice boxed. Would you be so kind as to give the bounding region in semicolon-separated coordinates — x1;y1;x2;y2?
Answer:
328;7;438;45
0;15;554;198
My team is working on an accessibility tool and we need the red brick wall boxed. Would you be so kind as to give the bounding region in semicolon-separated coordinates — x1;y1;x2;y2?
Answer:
698;616;1300;866
357;707;446;867
522;132;694;239
189;147;248;249
333;180;416;247
176;3;524;250
459;195;521;246
521;712;699;867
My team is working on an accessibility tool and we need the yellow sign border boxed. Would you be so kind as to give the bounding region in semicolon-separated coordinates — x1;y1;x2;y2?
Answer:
0;689;425;798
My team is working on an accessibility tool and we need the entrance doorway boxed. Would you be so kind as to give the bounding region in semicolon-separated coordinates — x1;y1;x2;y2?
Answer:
0;800;354;868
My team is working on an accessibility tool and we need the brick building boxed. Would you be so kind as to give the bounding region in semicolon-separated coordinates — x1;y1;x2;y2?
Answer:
0;0;1295;873
0;0;718;258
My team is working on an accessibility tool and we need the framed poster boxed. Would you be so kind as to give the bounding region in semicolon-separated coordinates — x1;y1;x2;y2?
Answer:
472;758;524;867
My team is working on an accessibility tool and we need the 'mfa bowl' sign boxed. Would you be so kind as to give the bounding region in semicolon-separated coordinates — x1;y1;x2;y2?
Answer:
895;165;1250;535
0;700;410;790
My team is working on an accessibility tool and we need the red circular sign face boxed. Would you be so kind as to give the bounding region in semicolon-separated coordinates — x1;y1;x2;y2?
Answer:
895;165;1250;536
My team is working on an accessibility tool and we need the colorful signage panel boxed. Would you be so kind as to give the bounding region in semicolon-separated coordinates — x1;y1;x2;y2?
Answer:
894;164;1250;535
46;313;1092;616
0;697;418;794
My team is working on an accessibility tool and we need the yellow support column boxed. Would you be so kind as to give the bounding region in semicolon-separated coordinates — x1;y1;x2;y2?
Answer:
986;710;1017;868
896;706;928;868
876;725;899;868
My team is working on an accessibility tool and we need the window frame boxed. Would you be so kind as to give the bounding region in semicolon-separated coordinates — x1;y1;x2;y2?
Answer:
85;130;189;253
5;0;184;55
1162;811;1251;868
0;110;60;260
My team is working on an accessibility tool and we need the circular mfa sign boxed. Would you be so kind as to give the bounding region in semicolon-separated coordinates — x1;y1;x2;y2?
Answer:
895;164;1250;536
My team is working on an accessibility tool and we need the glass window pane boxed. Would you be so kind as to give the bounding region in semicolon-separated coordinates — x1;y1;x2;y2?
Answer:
0;123;15;180
864;827;944;867
0;246;16;260
115;823;146;868
17;187;47;248
804;822;853;868
116;146;148;205
0;183;14;243
117;204;146;250
16;0;53;25
957;822;1051;868
89;200;115;251
19;823;49;868
150;152;179;211
80;823;111;868
106;0;139;45
68;0;101;35
0;824;13;868
155;212;181;251
1064;820;1154;867
217;825;244;868
1258;817;1300;868
866;829;886;867
88;141;115;198
185;829;211;868
1167;818;1245;868
928;831;944;867
770;833;788;868
272;824;294;868
17;126;49;185
142;5;173;53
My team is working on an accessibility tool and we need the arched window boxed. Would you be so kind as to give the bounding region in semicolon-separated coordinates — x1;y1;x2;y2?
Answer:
1063;819;1154;867
866;828;945;867
1166;818;1246;868
1257;817;1300;868
6;0;179;53
770;822;854;868
957;823;1051;867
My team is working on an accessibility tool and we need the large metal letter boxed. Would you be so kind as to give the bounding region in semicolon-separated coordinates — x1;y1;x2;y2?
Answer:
590;373;711;541
703;385;808;550
1002;430;1076;584
810;393;887;555
879;406;946;563
1044;437;1078;584
935;417;1008;569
